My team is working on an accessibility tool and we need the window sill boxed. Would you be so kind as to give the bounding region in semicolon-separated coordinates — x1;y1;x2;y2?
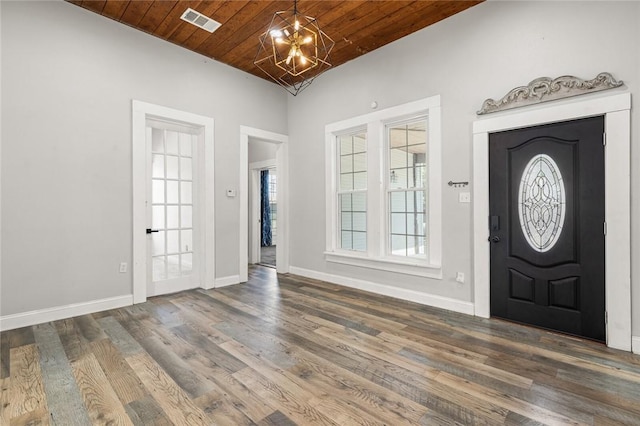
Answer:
324;251;442;279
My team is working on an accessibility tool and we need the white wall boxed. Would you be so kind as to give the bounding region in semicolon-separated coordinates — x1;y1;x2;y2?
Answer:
287;1;640;332
0;0;287;317
249;139;278;164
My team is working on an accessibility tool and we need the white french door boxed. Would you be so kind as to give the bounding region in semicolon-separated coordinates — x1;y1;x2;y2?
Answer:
146;121;201;296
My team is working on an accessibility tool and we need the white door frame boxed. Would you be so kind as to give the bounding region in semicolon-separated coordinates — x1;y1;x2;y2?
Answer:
132;100;215;303
472;92;631;351
249;160;277;264
240;126;289;282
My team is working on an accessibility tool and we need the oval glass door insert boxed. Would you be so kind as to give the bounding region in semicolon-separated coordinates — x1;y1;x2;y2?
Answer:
518;154;566;252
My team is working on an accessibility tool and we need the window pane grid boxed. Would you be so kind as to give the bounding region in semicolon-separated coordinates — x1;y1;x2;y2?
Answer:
389;189;427;257
338;131;367;252
387;118;428;258
151;129;196;280
339;193;367;251
269;171;277;239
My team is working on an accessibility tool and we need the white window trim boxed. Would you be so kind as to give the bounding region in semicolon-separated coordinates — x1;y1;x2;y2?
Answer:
325;96;442;278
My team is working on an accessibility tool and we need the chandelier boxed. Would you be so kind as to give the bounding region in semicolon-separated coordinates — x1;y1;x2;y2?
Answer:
254;0;334;96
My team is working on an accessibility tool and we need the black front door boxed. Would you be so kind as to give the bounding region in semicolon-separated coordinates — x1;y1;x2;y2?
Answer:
489;116;605;342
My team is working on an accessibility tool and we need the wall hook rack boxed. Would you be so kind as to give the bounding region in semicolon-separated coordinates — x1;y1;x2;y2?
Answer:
448;181;469;188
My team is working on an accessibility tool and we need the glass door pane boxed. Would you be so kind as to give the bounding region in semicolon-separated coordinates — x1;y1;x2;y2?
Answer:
150;128;196;281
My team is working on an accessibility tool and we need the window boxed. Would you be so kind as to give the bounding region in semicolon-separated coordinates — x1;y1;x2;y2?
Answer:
338;131;367;251
268;170;277;239
388;119;427;258
518;154;565;252
325;96;441;278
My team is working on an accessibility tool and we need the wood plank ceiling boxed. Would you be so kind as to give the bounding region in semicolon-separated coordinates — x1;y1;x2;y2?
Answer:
66;1;483;84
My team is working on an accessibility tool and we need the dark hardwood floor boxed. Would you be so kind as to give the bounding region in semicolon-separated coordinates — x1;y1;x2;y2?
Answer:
1;265;640;425
259;245;276;268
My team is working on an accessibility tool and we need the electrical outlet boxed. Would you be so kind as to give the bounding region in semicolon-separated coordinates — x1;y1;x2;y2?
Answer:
455;272;465;283
459;192;471;203
119;262;127;273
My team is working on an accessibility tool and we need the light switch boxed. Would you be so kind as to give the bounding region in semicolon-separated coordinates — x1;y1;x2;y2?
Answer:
226;189;237;197
456;272;465;283
459;192;471;203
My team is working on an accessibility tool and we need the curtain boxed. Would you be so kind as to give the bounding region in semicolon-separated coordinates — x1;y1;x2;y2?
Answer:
261;169;272;246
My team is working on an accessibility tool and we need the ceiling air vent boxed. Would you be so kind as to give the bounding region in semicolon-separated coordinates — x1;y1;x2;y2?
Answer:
180;8;221;33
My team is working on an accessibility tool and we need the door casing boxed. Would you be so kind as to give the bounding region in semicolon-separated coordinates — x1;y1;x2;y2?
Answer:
132;100;215;303
472;92;631;351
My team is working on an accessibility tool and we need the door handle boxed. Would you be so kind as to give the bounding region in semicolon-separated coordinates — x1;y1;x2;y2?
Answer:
488;236;501;243
146;228;159;234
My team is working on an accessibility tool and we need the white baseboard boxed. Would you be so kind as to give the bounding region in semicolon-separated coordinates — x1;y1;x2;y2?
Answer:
289;266;474;316
0;295;133;332
632;336;640;354
200;280;216;290
215;275;241;288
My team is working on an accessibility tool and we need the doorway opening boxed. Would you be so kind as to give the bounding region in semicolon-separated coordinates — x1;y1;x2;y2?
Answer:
259;167;277;267
248;138;279;268
240;126;289;282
